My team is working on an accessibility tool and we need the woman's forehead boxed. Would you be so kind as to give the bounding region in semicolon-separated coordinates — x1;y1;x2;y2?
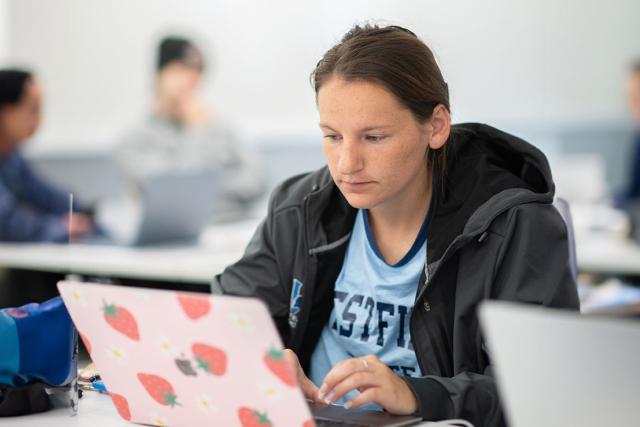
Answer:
317;78;411;127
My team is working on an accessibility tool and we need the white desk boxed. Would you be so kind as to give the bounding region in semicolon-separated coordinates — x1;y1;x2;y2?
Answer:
3;216;639;283
3;392;440;427
5;392;125;427
0;220;259;285
576;235;640;276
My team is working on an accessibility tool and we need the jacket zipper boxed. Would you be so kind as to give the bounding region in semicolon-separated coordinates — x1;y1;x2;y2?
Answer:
290;192;315;352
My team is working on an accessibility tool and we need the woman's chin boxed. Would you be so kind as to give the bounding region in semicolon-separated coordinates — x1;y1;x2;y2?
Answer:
342;193;379;210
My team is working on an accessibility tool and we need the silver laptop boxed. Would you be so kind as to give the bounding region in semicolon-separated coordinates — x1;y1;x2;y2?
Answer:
91;170;220;246
479;301;640;427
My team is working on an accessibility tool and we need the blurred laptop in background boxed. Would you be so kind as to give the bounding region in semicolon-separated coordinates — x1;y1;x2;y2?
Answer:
479;301;639;427
90;170;221;246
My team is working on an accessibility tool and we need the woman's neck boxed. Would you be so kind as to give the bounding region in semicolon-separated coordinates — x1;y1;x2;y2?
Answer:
367;166;433;264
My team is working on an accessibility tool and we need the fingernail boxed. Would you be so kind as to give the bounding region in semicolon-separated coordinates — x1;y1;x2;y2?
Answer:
325;390;335;403
318;383;328;397
344;402;351;410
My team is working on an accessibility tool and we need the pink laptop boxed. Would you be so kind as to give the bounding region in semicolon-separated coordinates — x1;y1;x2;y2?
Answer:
58;281;423;427
58;280;314;426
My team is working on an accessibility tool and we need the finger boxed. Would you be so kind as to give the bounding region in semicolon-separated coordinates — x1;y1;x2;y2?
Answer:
319;356;376;397
322;371;378;404
299;376;320;400
282;349;302;376
281;349;320;400
344;388;381;410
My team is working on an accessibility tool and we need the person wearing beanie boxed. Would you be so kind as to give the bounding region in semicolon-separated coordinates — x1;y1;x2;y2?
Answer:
115;36;264;212
0;69;95;242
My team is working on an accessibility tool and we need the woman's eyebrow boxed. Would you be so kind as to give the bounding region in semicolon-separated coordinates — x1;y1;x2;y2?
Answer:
359;126;392;132
319;123;337;132
319;123;392;132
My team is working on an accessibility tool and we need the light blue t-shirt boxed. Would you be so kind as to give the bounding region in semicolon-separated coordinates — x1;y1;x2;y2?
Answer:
310;208;427;403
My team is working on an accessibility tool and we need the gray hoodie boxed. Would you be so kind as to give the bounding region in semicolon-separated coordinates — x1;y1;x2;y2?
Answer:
116;115;264;206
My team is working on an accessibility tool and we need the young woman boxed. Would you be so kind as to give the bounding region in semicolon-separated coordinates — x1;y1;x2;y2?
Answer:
212;25;579;426
0;69;94;242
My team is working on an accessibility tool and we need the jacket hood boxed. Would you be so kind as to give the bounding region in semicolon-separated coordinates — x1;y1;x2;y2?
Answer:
427;122;555;262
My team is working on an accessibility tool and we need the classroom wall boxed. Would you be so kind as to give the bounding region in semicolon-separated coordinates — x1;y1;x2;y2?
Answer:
5;0;640;148
0;0;8;61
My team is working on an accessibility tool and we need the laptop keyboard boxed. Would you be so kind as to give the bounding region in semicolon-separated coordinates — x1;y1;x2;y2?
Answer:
315;420;368;427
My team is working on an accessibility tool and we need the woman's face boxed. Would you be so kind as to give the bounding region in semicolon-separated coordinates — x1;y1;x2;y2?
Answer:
318;77;433;211
0;79;43;146
628;71;640;124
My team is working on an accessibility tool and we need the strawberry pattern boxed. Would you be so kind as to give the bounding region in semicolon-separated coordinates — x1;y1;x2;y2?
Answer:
264;348;297;387
58;281;311;426
192;343;227;376
238;406;273;427
137;373;180;407
102;301;140;341
177;294;211;320
109;392;132;421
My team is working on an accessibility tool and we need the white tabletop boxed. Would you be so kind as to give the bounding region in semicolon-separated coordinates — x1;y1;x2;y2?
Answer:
4;392;125;427
2;214;639;285
576;235;640;276
2;391;443;427
0;220;259;285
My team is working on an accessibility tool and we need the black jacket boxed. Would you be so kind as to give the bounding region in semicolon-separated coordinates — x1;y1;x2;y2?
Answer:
212;123;580;426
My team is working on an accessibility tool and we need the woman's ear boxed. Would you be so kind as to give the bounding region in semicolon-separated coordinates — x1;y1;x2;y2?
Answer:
426;104;451;150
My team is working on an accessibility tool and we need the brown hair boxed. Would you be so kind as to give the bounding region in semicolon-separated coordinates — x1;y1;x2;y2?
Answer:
311;24;450;174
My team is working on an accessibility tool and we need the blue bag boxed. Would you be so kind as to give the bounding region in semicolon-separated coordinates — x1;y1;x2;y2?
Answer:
0;296;78;416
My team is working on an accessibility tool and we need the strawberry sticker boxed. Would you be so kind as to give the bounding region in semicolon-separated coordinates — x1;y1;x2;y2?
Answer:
264;348;296;387
238;407;273;427
79;332;92;355
137;373;180;407
103;301;139;341
109;392;131;421
177;294;211;320
192;343;227;376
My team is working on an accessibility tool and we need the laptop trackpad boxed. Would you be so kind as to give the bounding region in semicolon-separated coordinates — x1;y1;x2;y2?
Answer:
310;402;422;426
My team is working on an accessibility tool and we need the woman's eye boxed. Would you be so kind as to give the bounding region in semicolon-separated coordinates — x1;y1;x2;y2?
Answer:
365;135;386;142
323;134;341;141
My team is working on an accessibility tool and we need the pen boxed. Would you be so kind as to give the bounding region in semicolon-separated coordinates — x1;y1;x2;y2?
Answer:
91;379;107;393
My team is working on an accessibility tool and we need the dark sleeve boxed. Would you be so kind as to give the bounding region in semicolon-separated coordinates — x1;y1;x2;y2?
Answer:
616;134;640;207
16;153;73;215
405;203;580;427
0;179;68;242
210;187;292;340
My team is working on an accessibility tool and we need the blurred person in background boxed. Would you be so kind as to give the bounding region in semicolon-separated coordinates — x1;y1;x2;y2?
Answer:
0;69;95;242
618;60;640;206
116;36;264;213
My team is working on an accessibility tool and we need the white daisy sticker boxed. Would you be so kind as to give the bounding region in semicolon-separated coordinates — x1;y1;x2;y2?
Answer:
259;383;283;402
66;286;87;307
158;336;178;356
106;346;127;364
228;311;255;333
195;394;218;414
149;413;170;426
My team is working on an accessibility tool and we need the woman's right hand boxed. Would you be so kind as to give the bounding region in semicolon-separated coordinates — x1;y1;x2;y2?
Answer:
282;349;322;402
